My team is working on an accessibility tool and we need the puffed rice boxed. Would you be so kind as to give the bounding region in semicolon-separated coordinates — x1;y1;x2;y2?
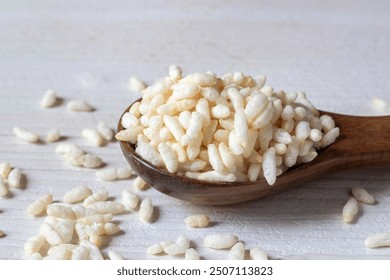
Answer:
108;250;124;260
77;213;113;225
134;176;148;190
122;189;139;209
81;128;105;147
46;129;61;143
139;198;153;222
24;235;46;255
13;127;40;143
0;162;12;179
88;201;125;215
147;243;165;255
103;223;121;235
96;169;117;181
228;242;245;260
40;90;58;108
365;233;390;248
342;197;359;223
62;185;92;204
71;245;90;260
79;240;103;260
118;67;340;185
185;248;200;260
27;194;53;216
129;76;147;92
81;154;104;168
203;234;238;249
83;190;109;207
46;204;76;219
184;215;210;228
97;121;114;141
250;247;268;260
67;100;94;112
351;187;375;204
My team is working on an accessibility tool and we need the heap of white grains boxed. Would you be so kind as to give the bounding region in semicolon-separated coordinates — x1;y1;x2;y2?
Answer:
116;66;339;185
24;186;129;260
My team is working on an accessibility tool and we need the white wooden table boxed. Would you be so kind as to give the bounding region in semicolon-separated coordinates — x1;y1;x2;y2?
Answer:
0;0;389;260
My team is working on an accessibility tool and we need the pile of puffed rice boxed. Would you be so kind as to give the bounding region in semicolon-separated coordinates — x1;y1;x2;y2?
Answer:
117;66;340;185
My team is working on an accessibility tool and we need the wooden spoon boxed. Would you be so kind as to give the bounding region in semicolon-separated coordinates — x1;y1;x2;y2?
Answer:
118;102;390;205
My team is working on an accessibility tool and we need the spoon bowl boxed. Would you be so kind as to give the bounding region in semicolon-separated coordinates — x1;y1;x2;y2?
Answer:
119;100;390;205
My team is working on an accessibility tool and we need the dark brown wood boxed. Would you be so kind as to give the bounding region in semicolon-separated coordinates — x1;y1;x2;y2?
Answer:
118;100;390;205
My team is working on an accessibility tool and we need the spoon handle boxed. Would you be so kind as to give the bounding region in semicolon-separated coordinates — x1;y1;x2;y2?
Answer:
317;112;390;170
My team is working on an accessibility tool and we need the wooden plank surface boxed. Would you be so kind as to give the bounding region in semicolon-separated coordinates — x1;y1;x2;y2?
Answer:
0;0;389;260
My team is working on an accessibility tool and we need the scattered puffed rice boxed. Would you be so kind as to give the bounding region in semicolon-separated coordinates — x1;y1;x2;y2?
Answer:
169;65;183;81
77;213;113;225
122;189;139;209
164;234;190;256
63;186;93;204
80;240;103;260
176;234;190;250
27;194;53;216
228;242;245;260
203;234;238;249
13;127;40;143
46;204;76;219
40;89;58;108
88;201;125;215
46;129;61;143
8;168;22;188
96;169;117;181
185;248;200;260
0;162;12;179
250;247;268;260
104;223;121;235
24;235;46;255
83;190;109;207
39;222;64;246
71;245;90;260
44;217;75;245
116;167;134;179
97;121;114;141
164;243;187;255
67;100;94;112
0;230;4;237
81;154;104;168
147;243;164;255
139;198;153;222
134;176;148;190
63;148;85;167
81;128;105;147
55;143;83;155
89;234;103;248
184;215;210;228
129;76;147;92
342;197;359;223
365;232;390;248
351;187;375;204
108;250;124;260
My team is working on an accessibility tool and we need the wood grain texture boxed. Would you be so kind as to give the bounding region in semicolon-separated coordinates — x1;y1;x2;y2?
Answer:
1;0;390;260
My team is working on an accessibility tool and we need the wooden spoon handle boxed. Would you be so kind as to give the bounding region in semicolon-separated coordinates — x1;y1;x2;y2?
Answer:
318;112;390;170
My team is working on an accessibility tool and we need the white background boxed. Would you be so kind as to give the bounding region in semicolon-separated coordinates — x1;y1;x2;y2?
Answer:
0;0;389;260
